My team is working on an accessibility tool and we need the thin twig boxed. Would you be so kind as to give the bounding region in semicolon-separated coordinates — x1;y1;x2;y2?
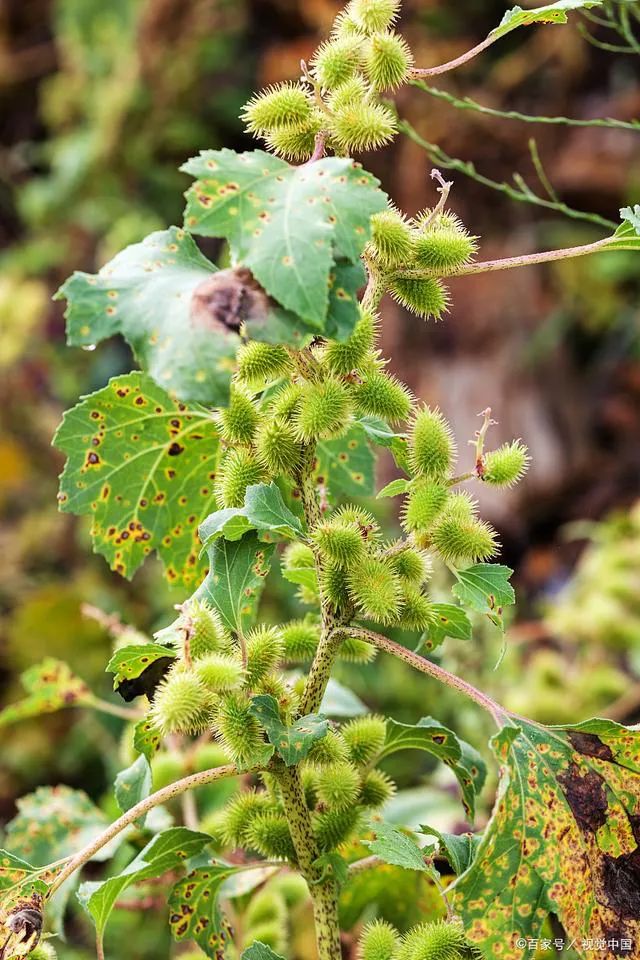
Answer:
410;34;497;77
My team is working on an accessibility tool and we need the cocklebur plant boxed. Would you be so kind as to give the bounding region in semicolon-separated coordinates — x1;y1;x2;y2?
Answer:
2;3;640;960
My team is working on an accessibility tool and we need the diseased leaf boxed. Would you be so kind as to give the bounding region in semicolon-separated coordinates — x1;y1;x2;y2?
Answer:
609;205;640;251
114;756;152;818
182;150;386;327
363;822;433;874
423;604;472;652
453;717;640;958
0;853;49;929
168;863;237;959
316;425;376;500
77;828;210;945
249;694;329;765
494;0;603;39
419;826;480;876
195;532;275;634
452;563;515;630
106;644;176;699
378;717;486;820
55;227;237;405
54;372;220;586
133;718;163;761
241;943;285;960
0;659;92;727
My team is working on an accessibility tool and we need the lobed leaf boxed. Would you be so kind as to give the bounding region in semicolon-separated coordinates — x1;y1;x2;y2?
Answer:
363;822;435;875
199;483;304;551
195;532;275;634
241;944;286;960
249;694;329;766
0;658;92;727
452;563;515;630
423;603;472;652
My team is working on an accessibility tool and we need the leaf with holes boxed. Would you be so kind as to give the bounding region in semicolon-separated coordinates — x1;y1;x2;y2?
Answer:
0;853;49;926
418;826;480;876
494;0;603;39
182;150;386;327
453;718;640;958
452;563;515;630
168;863;237;958
195;532;275;634
77;828;211;948
316;425;376;500
106;644;176;701
0;659;92;727
55;227;239;405
423;604;472;652
54;372;220;586
363;822;434;874
249;694;329;765
377;717;486;820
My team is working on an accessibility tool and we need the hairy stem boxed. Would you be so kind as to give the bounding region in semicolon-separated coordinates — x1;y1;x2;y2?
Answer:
334;627;507;727
48;763;240;895
410;34;497;77
277;764;341;960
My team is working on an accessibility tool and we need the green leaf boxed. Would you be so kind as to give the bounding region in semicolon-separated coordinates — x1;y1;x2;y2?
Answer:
452;563;515;629
363;822;433;874
0;658;92;727
199;508;253;546
243;483;305;539
78;828;210;945
312;853;349;888
54;372;220;586
249;694;329;765
106;644;176;690
55;227;237;405
0;852;49;922
377;478;411;499
453;717;640;958
609;204;640;251
423;603;472;652
493;0;603;39
195;532;275;634
316;425;376;500
133;718;163;761
168;863;237;958
182;150;386;327
114;756;152;818
418;826;480;876
378;717;486;820
320;678;367;718
241;943;286;960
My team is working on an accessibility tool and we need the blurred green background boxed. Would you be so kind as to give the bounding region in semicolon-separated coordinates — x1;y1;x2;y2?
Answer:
1;0;639;955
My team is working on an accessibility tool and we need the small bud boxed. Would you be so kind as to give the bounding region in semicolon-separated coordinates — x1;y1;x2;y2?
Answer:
397;921;471;960
369;209;414;268
242;83;313;134
389;275;449;320
215;448;268;508
408;407;456;479
313;520;366;566
359;769;396;808
194;653;245;692
358;920;401;960
347;555;403;623
329;100;397;153
247;812;297;862
256;417;302;475
412;220;478;275
312;37;363;89
213;691;265;766
342;714;387;764
294;378;352;442
388;547;431;584
352;370;413;423
219;387;259;445
245;625;285;687
316;761;361;810
281;618;320;662
220;788;278;846
314;806;362;852
363;31;413;91
430;494;499;567
482;439;529;487
236;341;293;388
322;310;378;375
150;668;214;736
347;0;401;33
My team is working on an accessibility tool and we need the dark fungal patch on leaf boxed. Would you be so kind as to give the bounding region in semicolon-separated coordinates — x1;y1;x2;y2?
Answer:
115;656;174;703
602;848;640;920
557;762;608;834
568;730;615;762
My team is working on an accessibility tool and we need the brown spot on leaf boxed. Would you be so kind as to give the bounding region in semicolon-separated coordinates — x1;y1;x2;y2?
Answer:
190;267;270;334
557;762;608;833
568;731;615;762
168;442;184;456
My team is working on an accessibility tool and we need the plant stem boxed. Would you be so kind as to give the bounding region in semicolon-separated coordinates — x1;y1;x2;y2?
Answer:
334;627;507;727
88;697;144;721
48;763;240;896
410;34;497;77
277;764;341;960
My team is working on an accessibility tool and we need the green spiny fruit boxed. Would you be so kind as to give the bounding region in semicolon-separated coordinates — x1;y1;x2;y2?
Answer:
150;668;214;736
334;504;380;538
151;750;186;790
294;378;352;441
215;448;268;508
352;369;413;423
341;714;387;764
242;922;286;955
369;209;414;268
332;10;368;39
256;417;302;475
315;761;361;811
192;741;232;773
220;788;278;846
313;36;363;88
236;342;293;388
213;692;265;767
338;635;377;663
408;407;456;479
245;626;285;687
29;945;57;960
402;479;448;535
314;806;362;851
281;618;320;662
254;673;300;720
398;585;435;631
219;387;259;445
186;599;230;658
322;311;378;375
347;555;402;623
194;653;245;692
269;382;303;419
270;872;309;907
282;541;319;605
313;520;365;566
308;730;350;766
430;494;499;566
327;74;370;113
359;769;396;807
329;100;397;153
242;83;313;133
266;116;323;162
245;887;288;928
389;276;449;321
388;546;431;584
482;439;529;487
246;812;297;862
358;919;401;960
320;561;351;609
397;921;471;960
363;31;413;90
412;221;478;275
347;0;400;33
